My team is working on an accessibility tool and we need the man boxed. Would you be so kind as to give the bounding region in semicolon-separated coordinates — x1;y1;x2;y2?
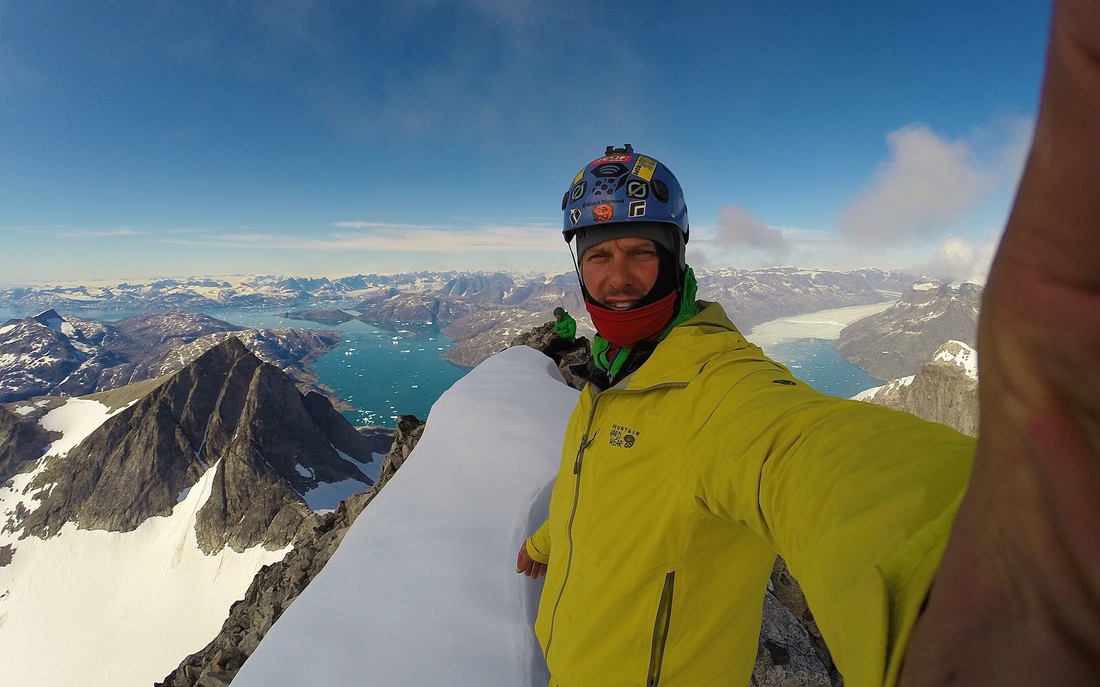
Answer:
518;1;1100;684
520;140;973;687
543;306;577;364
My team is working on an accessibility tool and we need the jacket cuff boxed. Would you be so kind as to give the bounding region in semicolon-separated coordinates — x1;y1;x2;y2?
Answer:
526;535;551;565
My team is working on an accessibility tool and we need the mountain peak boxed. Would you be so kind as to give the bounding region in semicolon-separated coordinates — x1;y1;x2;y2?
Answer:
932;340;978;380
10;336;375;553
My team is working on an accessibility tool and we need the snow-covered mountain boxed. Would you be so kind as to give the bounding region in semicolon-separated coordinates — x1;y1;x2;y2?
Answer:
0;338;387;687
0;274;456;314
854;340;979;436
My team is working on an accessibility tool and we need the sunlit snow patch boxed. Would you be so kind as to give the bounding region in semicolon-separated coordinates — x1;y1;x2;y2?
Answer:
39;398;125;457
0;460;291;687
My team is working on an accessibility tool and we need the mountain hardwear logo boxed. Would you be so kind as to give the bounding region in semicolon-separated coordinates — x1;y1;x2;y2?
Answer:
609;423;639;449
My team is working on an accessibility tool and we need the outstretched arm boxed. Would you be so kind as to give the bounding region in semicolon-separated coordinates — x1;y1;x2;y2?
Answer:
901;0;1100;684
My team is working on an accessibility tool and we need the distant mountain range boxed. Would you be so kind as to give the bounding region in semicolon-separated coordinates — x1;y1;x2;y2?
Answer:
0;273;460;313
0;309;340;404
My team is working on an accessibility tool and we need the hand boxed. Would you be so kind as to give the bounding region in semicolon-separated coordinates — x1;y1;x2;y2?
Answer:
901;1;1100;684
517;541;547;580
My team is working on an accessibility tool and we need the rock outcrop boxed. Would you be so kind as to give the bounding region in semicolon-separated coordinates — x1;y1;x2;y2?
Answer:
505;321;591;391
157;416;424;687
856;340;979;436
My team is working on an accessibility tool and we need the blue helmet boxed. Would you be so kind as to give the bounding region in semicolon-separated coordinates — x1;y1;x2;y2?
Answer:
561;144;689;268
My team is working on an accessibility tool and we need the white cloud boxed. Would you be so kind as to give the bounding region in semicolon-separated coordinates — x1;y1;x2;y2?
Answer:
11;226;151;238
55;227;150;238
840;124;996;242
160;221;566;255
712;204;792;261
913;236;998;285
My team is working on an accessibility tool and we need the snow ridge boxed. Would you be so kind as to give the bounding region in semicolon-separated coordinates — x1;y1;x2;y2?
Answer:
233;346;578;687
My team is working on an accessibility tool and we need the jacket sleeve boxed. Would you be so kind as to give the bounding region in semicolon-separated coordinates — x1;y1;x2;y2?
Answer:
689;360;974;687
564;317;577;339
525;519;552;564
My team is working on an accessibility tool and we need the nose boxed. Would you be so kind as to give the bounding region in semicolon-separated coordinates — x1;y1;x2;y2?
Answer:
604;254;636;291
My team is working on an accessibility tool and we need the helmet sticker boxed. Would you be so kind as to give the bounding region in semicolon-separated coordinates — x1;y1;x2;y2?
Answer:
629;200;647;218
593;204;614;222
592;154;634;165
570;181;587;202
626;179;649;199
591;161;630;178
570;208;582;226
572;167;585;184
631;156;657;181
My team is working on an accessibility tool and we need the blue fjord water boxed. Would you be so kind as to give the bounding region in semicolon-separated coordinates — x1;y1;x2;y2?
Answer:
201;309;470;428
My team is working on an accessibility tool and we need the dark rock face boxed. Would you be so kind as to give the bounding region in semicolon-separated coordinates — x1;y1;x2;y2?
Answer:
0;310;341;404
12;337;374;553
833;282;982;379
157;417;424;687
759;558;839;686
0;402;58;485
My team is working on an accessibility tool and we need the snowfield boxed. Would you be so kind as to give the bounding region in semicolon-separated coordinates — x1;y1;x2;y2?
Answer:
0;454;292;687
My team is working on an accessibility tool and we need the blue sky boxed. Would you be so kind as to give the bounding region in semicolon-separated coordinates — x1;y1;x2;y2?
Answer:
0;1;1051;286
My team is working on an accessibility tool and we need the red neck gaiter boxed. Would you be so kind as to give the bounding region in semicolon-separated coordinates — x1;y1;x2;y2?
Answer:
587;290;678;349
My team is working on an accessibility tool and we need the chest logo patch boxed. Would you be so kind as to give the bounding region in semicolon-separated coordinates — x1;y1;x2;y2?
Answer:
609;423;639;449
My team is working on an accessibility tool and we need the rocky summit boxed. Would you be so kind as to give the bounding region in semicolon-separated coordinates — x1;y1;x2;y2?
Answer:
6;336;376;554
856;340;979;436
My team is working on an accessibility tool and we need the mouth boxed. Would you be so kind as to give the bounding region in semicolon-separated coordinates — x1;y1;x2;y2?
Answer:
605;300;637;311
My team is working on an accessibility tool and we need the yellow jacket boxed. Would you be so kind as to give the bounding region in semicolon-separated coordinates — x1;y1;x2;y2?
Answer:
526;302;974;687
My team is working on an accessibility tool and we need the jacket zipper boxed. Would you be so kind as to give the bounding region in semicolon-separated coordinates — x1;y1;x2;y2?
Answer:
646;571;676;687
543;394;602;657
543;380;688;662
